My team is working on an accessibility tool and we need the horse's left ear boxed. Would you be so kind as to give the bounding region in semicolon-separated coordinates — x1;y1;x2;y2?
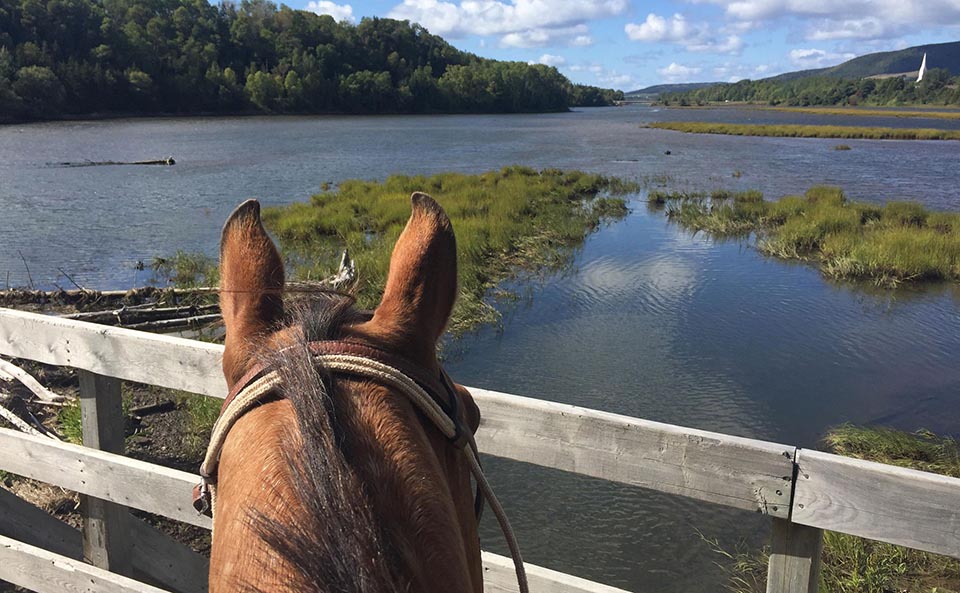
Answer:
368;193;457;363
219;199;285;388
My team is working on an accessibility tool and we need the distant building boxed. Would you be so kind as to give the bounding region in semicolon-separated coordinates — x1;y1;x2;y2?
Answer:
917;53;928;83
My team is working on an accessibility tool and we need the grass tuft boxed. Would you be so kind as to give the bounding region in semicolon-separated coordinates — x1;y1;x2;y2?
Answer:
650;121;960;141
263;168;637;334
657;186;960;287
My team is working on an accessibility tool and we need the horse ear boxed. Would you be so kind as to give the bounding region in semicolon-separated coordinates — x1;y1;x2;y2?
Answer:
369;193;457;361
219;199;285;387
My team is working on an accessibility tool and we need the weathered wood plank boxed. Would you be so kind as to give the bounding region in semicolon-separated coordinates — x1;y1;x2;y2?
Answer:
471;388;795;517
0;487;81;560
0;308;225;397
482;552;632;593
79;371;133;575
0;428;211;529
0;533;168;593
766;518;822;593
793;449;960;558
127;516;209;593
0;488;209;593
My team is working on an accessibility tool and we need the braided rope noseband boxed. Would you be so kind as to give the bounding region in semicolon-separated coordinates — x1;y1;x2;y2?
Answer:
194;344;529;593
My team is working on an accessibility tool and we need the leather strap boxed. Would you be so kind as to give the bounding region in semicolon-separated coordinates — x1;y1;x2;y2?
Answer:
194;340;479;517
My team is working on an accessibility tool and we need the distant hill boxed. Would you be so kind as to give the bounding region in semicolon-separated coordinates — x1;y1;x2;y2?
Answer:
626;82;720;97
823;41;960;79
669;40;960;91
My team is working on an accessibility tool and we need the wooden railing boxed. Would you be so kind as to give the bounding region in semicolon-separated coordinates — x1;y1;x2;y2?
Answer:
0;307;958;593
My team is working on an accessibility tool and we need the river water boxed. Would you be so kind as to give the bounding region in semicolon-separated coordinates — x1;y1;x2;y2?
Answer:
2;106;960;591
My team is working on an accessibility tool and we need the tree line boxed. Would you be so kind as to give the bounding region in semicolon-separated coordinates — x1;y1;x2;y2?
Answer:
0;0;623;121
660;69;960;107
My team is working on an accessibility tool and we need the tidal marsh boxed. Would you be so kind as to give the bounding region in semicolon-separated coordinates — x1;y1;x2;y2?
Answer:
761;106;960;120
262;167;636;334
661;187;960;286
650;122;960;141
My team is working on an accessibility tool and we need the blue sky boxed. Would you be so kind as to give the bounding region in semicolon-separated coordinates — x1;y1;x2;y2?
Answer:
295;0;960;91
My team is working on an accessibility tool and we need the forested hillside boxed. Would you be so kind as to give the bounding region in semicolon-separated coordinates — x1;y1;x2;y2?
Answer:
0;0;622;122
659;40;960;107
661;70;960;107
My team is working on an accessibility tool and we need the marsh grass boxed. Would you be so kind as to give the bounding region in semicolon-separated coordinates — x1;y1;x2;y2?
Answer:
834;144;852;150
650;122;960;141
263;167;636;334
712;425;960;593
762;107;960;120
151;250;219;288
660;186;960;286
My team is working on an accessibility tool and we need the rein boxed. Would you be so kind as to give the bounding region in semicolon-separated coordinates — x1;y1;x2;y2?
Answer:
195;341;529;593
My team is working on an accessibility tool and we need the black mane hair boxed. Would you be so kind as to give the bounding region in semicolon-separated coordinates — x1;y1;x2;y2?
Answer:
246;293;408;593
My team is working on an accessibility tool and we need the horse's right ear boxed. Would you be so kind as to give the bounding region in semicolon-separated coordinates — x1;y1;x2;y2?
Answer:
219;200;285;388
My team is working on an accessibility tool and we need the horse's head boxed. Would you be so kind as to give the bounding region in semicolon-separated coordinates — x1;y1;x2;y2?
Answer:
213;194;482;593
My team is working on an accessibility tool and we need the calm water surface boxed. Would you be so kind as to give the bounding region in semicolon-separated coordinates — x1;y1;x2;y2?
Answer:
2;107;960;592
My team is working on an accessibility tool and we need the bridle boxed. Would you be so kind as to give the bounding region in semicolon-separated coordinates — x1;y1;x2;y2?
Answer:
194;339;529;593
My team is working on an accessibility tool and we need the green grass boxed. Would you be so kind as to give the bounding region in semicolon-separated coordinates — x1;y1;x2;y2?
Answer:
712;425;960;593
263;167;637;334
57;399;83;444
649;122;960;141
834;144;852;151
762;106;960;120
151;250;219;288
659;186;960;287
175;391;222;460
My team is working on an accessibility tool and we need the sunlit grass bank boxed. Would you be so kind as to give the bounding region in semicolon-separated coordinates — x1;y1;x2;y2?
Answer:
656;186;960;286
711;425;960;593
760;106;960;120
649;121;960;141
262;167;636;333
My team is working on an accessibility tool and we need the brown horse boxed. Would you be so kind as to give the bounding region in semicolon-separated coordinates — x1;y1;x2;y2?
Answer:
209;194;484;593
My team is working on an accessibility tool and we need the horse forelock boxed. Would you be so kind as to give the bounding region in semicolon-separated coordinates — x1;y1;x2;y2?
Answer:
244;293;409;593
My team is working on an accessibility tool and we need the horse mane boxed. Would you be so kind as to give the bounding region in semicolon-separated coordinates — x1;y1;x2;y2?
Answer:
246;293;409;593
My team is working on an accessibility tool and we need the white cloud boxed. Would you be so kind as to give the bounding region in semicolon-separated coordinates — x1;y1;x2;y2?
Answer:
532;53;567;66
625;13;693;42
788;48;857;68
571;35;594;46
692;0;960;41
500;25;591;48
567;62;639;90
657;62;702;83
388;0;627;44
712;61;774;81
625;13;744;55
807;17;887;40
686;35;744;54
305;0;355;22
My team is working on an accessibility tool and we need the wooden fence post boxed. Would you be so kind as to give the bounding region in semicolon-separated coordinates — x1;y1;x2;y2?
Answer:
78;370;133;576
766;518;823;593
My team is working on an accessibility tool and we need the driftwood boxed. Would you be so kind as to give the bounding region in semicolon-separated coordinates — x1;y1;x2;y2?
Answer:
0;390;60;440
0;286;217;307
54;157;175;167
0;358;65;402
0;250;357;308
123;314;222;332
63;305;220;326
